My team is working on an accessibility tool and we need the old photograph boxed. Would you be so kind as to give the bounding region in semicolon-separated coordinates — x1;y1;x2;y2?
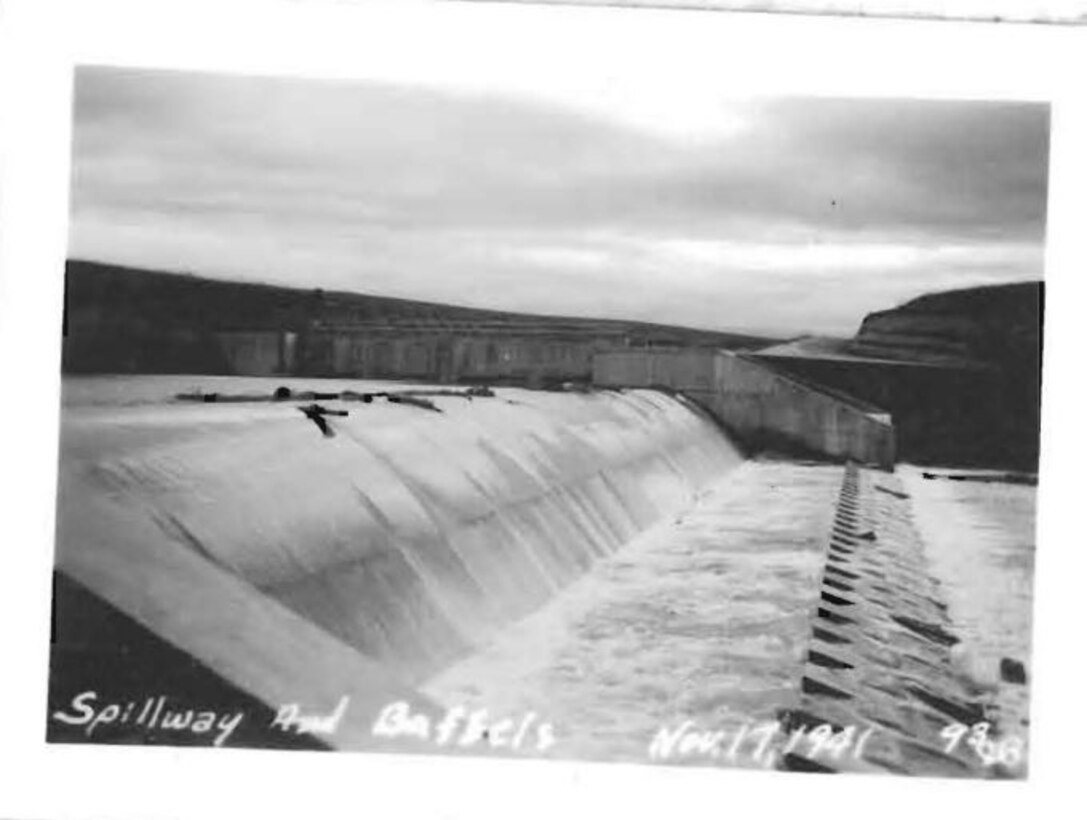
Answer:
48;54;1046;779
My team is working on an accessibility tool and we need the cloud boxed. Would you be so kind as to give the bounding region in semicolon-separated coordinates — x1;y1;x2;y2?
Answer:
68;66;1049;336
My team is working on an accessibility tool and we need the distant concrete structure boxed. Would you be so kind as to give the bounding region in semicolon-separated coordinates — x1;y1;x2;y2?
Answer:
590;347;717;392
217;331;297;376
297;322;628;386
593;348;895;469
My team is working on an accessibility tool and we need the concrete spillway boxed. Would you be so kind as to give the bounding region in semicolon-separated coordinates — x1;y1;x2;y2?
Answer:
49;377;1032;775
52;378;744;745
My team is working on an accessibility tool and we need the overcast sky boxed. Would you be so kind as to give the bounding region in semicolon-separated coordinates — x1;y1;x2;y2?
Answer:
69;65;1048;337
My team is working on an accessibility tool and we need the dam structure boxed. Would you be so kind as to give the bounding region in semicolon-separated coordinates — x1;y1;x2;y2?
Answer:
49;375;1034;776
49;275;1039;778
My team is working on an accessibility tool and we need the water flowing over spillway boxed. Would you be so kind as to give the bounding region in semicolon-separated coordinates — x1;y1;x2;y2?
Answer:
55;377;744;686
50;377;1034;776
424;461;842;765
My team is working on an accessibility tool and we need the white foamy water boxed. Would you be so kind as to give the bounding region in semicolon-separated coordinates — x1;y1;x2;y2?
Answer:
901;466;1036;737
58;375;745;689
424;461;842;765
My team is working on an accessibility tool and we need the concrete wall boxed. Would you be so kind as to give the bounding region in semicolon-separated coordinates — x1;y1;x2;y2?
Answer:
757;353;1037;470
217;331;282;376
589;348;716;391
306;330;599;386
217;331;296;376
707;352;895;468
594;349;895;468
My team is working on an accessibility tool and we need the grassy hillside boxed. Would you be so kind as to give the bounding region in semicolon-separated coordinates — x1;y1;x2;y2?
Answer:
62;259;780;374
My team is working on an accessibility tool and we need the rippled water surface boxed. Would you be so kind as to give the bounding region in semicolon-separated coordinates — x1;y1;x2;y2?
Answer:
902;467;1036;738
425;461;842;764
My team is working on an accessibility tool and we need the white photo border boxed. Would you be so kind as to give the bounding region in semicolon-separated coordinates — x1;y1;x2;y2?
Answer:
1;2;1084;818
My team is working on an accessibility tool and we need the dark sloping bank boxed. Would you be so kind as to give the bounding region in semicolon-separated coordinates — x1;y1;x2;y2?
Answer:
61;259;777;385
752;282;1044;471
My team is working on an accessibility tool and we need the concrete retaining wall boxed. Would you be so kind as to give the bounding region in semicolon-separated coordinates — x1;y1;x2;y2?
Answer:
303;330;599;385
218;331;296;376
590;348;717;392
594;349;895;468
707;352;895;468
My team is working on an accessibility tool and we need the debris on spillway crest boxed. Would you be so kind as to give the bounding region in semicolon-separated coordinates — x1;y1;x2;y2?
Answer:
776;464;1026;778
298;404;349;437
174;384;469;435
175;384;492;409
